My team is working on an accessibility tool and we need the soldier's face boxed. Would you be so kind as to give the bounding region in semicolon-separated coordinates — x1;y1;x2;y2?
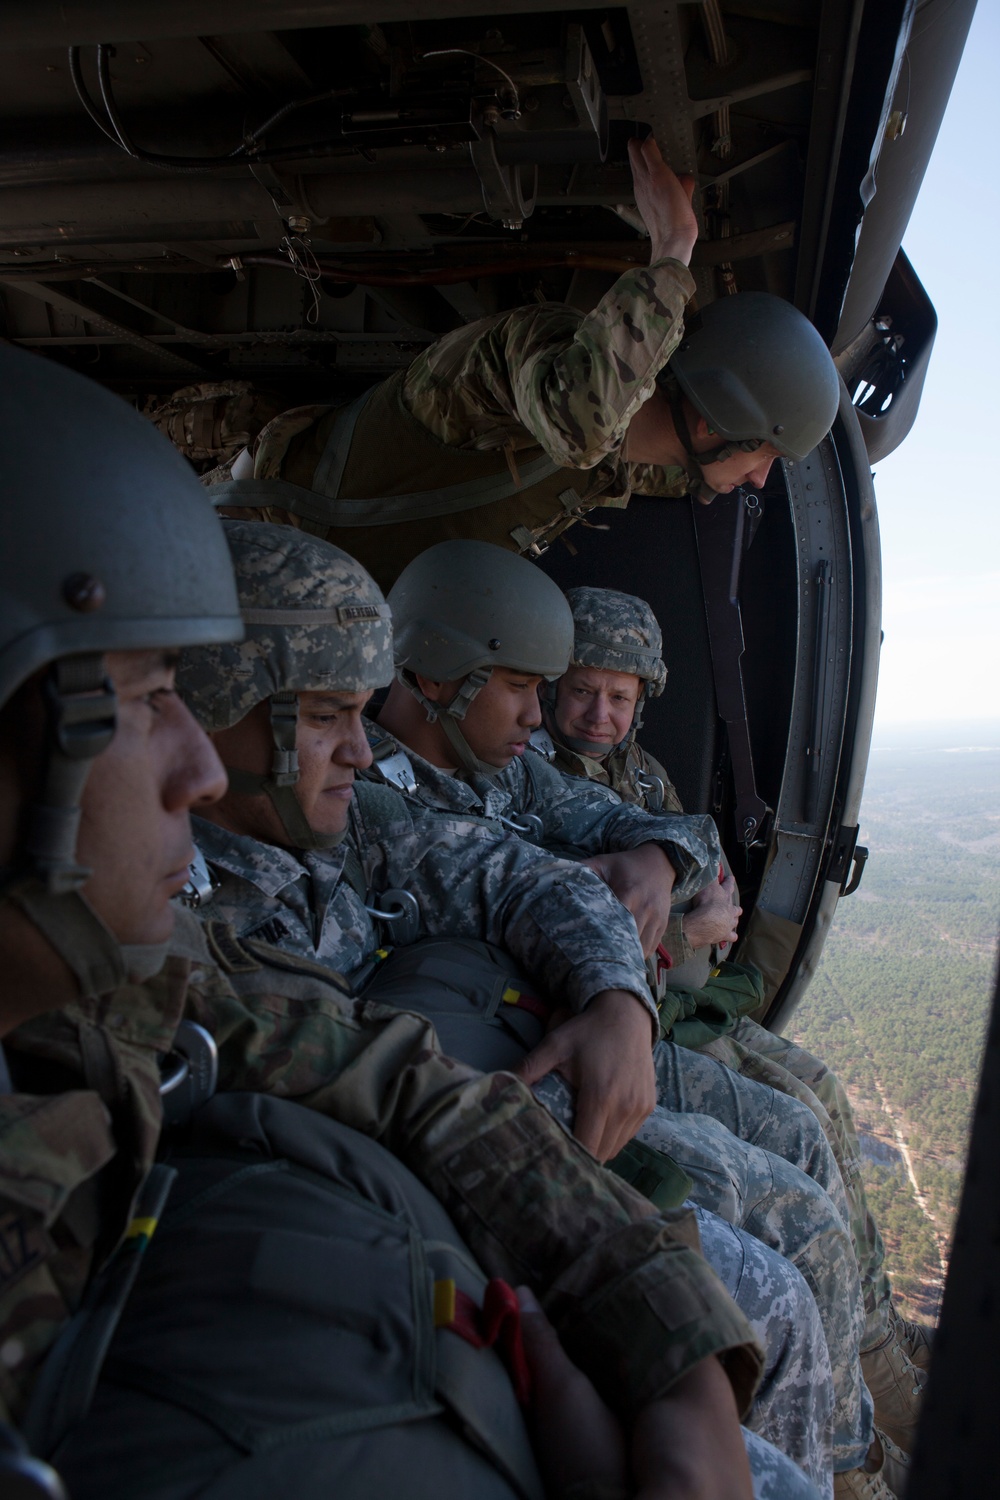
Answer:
291;689;374;835
442;667;545;769
553;665;642;755
696;441;780;496
77;649;228;945
206;688;374;846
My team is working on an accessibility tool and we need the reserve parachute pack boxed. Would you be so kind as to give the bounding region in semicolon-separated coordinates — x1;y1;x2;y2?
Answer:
205;371;628;590
51;1093;544;1500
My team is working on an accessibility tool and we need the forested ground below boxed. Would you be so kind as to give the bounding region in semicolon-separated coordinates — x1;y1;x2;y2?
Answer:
789;720;1000;1325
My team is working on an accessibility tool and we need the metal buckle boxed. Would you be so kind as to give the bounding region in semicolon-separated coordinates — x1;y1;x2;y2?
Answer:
159;1020;219;1127
375;748;418;795
178;846;219;909
364;888;421;946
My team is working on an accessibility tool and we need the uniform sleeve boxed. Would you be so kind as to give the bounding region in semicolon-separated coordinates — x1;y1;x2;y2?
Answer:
627;461;694;497
404;260;695;468
516;753;721;896
356;797;657;1021
188;973;762;1418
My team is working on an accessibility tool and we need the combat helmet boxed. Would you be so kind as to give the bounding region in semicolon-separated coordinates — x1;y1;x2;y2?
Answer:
0;343;243;998
546;586;666;755
665;291;841;480
178;521;393;849
388;539;574;777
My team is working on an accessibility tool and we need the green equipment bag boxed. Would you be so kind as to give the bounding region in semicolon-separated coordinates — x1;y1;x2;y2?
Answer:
660;961;766;1050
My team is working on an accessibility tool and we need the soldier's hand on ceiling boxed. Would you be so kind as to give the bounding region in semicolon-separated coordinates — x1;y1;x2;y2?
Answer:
628;134;698;268
581;844;676;956
513;988;656;1161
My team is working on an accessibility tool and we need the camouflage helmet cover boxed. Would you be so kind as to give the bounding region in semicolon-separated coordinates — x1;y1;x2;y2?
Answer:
669;291;841;464
389;539;574;682
179;520;393;731
0;344;243;712
564;586;667;697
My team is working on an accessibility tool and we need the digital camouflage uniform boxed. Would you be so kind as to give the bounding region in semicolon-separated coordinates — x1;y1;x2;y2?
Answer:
355;720;870;1475
205;260;698;587
189;797;869;1476
175;522;848;1482
550;732;894;1349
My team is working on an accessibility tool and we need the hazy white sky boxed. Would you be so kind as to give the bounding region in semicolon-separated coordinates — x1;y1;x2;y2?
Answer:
871;2;999;725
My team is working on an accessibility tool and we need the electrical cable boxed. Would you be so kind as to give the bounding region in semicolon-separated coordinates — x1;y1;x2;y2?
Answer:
418;49;521;117
70;42;517;174
72;44;352;173
67;47;124;146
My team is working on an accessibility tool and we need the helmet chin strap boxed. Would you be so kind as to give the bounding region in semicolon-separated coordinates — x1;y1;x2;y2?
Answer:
399;666;503;779
223;691;345;851
2;655;174;997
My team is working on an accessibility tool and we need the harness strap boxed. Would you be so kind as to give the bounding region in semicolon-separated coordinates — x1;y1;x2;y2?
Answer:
311;386;377;497
433;1278;532;1406
22;1163;177;1459
209;450;563;529
692;490;771;849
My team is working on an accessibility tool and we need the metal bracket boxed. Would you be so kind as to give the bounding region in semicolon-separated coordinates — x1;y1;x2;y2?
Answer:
469;126;537;229
824;822;869;897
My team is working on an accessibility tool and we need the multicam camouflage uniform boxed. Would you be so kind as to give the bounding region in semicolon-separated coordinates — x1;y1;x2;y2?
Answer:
205;260;698;587
0;911;760;1431
147;381;284;476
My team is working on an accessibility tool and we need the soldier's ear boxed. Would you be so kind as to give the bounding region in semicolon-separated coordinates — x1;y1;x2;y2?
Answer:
414;673;452;704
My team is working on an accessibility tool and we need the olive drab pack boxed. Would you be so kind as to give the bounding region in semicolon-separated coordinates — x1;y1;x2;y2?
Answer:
205;370;625;591
146;381;284;475
52;1094;544;1500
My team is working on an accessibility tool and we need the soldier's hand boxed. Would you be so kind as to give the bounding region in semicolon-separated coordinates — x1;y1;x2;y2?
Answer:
514;989;656;1160
518;1290;753;1500
517;1285;630;1499
581;843;676;956
628;135;698;267
630;1356;754;1500
683;874;742;951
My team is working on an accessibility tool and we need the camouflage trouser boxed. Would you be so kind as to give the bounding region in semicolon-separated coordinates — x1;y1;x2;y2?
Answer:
651;1045;873;1471
698;1019;892;1350
744;1428;825;1500
534;1073;871;1474
697;1209;834;1498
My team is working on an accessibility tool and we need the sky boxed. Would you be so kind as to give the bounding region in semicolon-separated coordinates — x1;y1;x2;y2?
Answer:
868;2;1000;726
